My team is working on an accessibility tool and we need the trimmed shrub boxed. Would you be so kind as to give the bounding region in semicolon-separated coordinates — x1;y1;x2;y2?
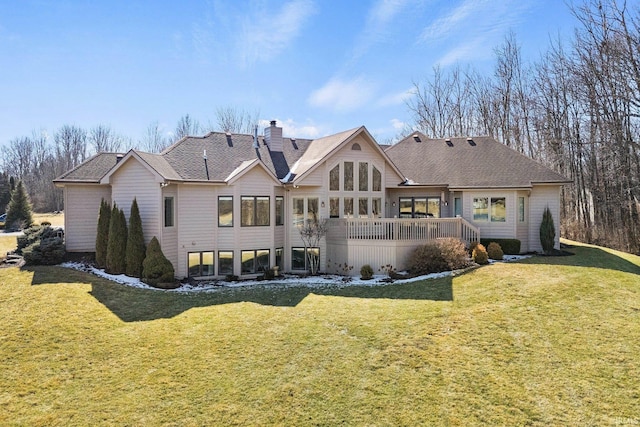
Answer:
106;204;127;275
473;243;489;265
17;225;65;264
487;242;504;260
540;206;556;254
437;238;472;270
95;199;111;268
5;181;33;231
142;236;176;288
408;242;448;275
23;236;65;265
360;264;374;280
480;238;521;255
125;198;145;278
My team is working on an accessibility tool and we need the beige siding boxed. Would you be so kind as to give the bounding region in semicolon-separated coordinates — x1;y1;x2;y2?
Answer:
64;185;111;252
110;158;161;248
528;185;562;252
175;184;216;278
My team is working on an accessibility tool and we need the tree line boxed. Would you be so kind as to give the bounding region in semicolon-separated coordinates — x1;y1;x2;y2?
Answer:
406;0;640;254
0;108;259;214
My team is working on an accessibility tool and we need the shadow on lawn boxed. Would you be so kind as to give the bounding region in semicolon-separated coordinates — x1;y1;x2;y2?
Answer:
519;244;640;275
26;265;453;322
88;277;453;322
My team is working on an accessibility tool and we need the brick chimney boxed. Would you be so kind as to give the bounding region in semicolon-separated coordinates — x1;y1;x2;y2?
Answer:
264;120;283;152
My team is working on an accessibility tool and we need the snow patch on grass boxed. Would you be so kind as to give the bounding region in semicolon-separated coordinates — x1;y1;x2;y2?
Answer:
61;255;532;293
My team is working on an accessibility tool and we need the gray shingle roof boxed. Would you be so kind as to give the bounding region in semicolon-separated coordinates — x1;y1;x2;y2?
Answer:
385;133;570;188
54;129;570;189
161;132;312;181
54;132;313;184
53;152;123;183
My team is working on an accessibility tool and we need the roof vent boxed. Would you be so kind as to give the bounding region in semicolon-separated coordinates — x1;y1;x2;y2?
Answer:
467;137;476;146
413;134;421;142
116;154;124;163
252;125;259;148
445;138;453;147
203;149;207;160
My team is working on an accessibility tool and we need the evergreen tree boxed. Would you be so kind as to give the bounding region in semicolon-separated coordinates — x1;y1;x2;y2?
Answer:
95;199;111;268
106;203;127;274
5;181;33;230
540;206;556;254
142;236;175;288
0;172;13;214
125;198;145;277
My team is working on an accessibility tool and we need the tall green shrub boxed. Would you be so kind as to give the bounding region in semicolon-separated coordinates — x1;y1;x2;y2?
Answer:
106;204;127;274
95;199;111;268
125;198;145;278
540;206;556;254
5;181;33;230
142;236;175;288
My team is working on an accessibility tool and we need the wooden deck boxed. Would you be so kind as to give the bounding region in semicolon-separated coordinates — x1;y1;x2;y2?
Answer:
325;217;480;275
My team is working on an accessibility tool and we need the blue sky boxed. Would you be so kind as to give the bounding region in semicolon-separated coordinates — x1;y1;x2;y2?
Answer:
0;0;576;148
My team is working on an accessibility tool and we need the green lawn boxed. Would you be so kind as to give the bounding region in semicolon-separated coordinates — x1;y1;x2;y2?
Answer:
1;241;639;426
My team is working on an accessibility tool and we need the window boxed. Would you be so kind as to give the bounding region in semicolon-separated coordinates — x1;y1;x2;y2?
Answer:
427;197;440;218
276;196;284;225
188;251;214;277
473;198;489;221
344;197;353;217
241;196;270;226
518;197;525;222
218;251;234;275
291;247;319;271
218;196;233;227
372;198;382;217
491;197;506;222
329;164;340;191
164;197;174;227
344;161;354;191
308;198;319;222
414;197;427;218
241;249;270;274
399;197;413;218
293;198;304;226
359;197;368;217
474;197;506;222
372;166;381;192
359;162;368;191
329;197;340;218
399;197;439;218
275;248;283;270
351;143;361;150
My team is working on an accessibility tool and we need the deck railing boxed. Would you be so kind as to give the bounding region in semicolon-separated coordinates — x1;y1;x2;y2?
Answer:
327;217;480;244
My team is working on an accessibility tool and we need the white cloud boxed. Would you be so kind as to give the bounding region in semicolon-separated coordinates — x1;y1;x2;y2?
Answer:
390;118;406;130
351;0;412;59
419;0;532;66
419;0;487;44
238;0;316;66
308;77;377;112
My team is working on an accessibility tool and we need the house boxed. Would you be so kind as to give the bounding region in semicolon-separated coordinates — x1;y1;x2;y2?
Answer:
54;121;570;278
